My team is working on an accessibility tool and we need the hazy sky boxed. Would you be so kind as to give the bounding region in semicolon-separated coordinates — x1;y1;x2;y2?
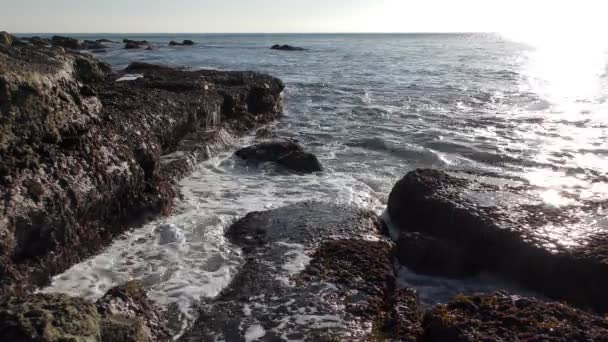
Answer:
2;0;606;34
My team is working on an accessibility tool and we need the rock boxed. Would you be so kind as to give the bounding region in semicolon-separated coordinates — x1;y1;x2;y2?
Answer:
422;292;608;341
169;40;195;46
0;31;14;46
397;232;474;278
26;36;51;47
271;44;306;51
182;202;423;341
0;44;284;295
96;39;115;43
96;280;170;341
387;169;608;312
101;316;148;342
0;293;102;341
83;40;107;50
51;35;84;49
124;39;149;49
235;140;323;173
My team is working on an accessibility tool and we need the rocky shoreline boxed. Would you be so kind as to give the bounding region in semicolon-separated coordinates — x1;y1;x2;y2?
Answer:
1;34;608;341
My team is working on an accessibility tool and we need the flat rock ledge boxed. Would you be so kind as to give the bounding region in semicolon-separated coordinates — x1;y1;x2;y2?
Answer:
0;43;284;296
388;168;608;313
181;202;423;341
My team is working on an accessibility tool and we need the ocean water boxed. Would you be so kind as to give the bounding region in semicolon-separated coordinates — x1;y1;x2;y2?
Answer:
39;34;608;334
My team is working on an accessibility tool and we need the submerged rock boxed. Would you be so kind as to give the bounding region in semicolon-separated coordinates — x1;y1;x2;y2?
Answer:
83;40;107;50
422;292;608;341
388;169;608;312
235;140;323;173
181;202;423;341
0;44;284;296
96;38;115;43
271;44;306;51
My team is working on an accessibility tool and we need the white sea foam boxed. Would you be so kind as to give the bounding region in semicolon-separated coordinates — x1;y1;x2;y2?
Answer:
244;324;266;342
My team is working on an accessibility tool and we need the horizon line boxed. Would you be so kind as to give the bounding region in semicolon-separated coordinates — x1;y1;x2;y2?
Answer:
12;31;496;35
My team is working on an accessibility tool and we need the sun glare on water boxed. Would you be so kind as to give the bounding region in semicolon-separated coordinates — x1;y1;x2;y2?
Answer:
500;3;608;207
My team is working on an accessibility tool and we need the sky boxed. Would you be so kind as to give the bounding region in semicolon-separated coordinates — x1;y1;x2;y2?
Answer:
1;0;606;35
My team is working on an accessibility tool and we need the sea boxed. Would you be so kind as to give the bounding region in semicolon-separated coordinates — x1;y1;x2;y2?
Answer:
33;33;608;335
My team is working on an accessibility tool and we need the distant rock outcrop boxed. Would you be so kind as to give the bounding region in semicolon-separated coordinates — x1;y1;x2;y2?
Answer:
271;44;306;51
169;40;196;46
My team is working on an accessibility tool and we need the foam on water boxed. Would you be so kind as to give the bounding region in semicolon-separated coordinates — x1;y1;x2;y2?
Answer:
41;138;384;334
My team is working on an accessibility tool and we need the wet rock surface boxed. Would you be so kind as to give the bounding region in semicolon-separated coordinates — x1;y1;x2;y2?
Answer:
271;44;306;51
181;202;423;341
169;40;195;46
388;168;608;312
235;140;323;173
0;43;284;296
422;292;608;341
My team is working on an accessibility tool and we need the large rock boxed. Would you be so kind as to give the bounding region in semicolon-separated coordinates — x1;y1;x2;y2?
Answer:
388;169;608;312
0;293;102;341
422;292;608;341
235;140;323;173
181;202;423;341
169;40;195;46
0;44;284;296
123;39;149;49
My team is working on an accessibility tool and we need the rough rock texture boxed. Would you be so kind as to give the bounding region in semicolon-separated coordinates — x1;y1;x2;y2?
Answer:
271;44;306;51
0;281;166;341
388;168;608;312
0;44;284;296
0;31;15;46
181;202;423;341
235;139;323;173
422;292;608;341
96;280;169;341
0;293;102;341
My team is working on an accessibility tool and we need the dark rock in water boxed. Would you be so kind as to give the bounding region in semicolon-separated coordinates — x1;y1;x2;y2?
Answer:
91;49;107;53
124;39;149;49
388;168;608;312
96;280;170;341
83;39;107;50
0;44;284;296
422;292;608;341
51;35;84;49
96;38;115;43
182;202;423;341
271;44;306;51
170;40;196;46
0;293;102;341
235;140;323;173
